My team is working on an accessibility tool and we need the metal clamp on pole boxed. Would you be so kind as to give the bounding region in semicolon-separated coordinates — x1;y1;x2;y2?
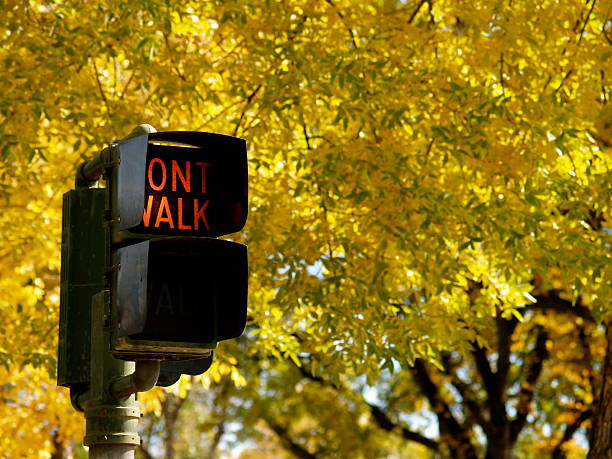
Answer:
111;360;161;401
74;124;157;188
74;146;111;188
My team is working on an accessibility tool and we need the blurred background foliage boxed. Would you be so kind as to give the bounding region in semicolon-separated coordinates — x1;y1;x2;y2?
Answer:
0;0;610;457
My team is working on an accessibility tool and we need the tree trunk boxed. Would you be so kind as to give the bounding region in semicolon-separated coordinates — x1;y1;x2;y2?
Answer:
485;426;512;459
206;381;230;459
588;321;612;458
50;431;65;459
486;447;512;459
163;393;187;459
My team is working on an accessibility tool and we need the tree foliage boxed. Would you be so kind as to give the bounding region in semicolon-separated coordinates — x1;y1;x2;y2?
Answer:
0;0;610;457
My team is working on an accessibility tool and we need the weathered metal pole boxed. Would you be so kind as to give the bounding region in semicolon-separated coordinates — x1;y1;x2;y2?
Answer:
74;292;160;458
88;445;137;459
78;291;141;459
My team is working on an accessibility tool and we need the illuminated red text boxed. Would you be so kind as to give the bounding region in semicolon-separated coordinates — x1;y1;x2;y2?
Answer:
142;157;211;232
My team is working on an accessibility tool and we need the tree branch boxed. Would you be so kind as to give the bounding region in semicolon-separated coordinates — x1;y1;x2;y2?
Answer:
206;381;231;459
441;353;489;433
470;344;495;399
195;99;246;131
162;392;189;459
552;409;592;459
499;52;506;97
408;0;428;24
232;84;262;136
497;312;519;394
471;341;509;436
426;0;435;25
509;325;549;443
369;404;439;450
603;28;612;46
139;401;157;459
162;32;187;81
295;364;439;450
92;60;114;129
554;69;574;94
588;320;612;458
139;445;155;459
576;0;597;46
577;324;597;414
411;359;478;458
49;431;64;459
119;70;135;101
302;123;312;150
325;0;358;48
266;419;317;459
530;294;594;323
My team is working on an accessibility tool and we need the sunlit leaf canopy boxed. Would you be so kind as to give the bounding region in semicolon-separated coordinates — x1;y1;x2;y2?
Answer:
0;0;610;452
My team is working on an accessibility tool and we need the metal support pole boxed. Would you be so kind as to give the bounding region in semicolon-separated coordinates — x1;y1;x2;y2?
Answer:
77;291;146;458
89;445;137;459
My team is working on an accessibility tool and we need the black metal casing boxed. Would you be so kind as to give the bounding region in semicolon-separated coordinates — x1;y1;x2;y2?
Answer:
58;129;249;388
